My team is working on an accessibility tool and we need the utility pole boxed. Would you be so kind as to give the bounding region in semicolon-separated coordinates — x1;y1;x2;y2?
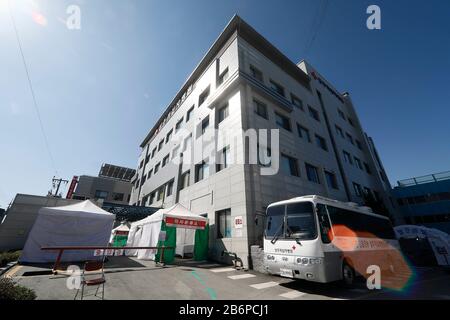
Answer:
48;176;69;198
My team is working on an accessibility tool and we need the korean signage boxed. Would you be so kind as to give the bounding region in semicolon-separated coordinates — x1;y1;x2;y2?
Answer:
165;216;206;230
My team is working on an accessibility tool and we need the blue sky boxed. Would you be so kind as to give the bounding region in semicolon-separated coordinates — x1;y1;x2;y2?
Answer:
1;0;449;208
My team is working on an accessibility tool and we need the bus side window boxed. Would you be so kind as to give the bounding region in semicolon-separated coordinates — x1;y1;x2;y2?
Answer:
317;204;332;244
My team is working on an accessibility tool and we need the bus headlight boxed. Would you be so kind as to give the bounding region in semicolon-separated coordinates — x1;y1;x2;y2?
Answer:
266;254;275;260
309;258;323;265
296;257;323;265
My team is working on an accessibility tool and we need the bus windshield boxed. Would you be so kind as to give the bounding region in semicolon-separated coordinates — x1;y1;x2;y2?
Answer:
265;202;317;240
286;202;316;240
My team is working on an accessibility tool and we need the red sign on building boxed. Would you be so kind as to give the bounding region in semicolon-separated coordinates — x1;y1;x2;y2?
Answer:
165;216;206;230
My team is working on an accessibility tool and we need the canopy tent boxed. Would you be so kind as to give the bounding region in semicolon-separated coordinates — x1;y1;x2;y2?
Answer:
395;225;450;267
110;222;131;246
20;200;115;263
126;204;209;263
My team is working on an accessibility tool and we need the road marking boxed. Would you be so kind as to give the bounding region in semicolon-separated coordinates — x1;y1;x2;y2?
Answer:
250;281;279;289
228;274;256;280
210;267;235;273
279;290;305;299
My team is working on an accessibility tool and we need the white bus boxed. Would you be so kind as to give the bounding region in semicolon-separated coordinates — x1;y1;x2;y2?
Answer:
264;195;400;285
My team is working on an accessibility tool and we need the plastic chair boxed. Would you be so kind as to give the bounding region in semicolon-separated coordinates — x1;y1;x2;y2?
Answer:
75;260;106;300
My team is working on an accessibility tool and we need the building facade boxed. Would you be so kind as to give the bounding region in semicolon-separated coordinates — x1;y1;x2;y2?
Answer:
129;16;398;267
70;163;135;205
393;171;450;234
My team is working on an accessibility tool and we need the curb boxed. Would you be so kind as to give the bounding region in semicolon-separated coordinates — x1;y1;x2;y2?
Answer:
0;261;18;277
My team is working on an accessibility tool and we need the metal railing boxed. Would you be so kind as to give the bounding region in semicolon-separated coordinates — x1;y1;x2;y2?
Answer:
397;170;450;187
41;246;174;274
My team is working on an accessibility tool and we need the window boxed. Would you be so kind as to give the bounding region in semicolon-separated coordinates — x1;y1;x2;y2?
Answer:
291;94;304;110
338;109;345;120
250;65;263;82
363;162;372;174
257;144;271;167
180;170;190;190
305;163;320;184
343;151;353;164
254;99;268;119
308;106;320;121
112;193;124;201
141;174;147;185
286;202;317;240
218;103;229;124
195;160;209;182
162;154;169;167
139;160;144;169
186;106;194;122
149;192;155;204
199;115;209;136
346;132;354;145
166;180;174;197
315;134;328;151
281;154;299;177
353;182;362;197
348;117;354;126
172;145;180;159
354;157;363;170
199;86;210;106
269;79;285;97
145;155;150;164
151;147;157;158
325;171;338;189
363;187;372;197
297;124;311;142
317;204;332;243
183;134;192;152
217;209;231;238
158;139;164;151
356;139;362;150
166;129;173;144
154;162;160;173
157;186;164;201
94;190;108;199
175;118;183;132
275;112;291;131
216;146;230;172
335;125;344;138
218;67;229;85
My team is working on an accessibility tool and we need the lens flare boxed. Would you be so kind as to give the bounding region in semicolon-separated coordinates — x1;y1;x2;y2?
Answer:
330;224;414;292
32;11;47;26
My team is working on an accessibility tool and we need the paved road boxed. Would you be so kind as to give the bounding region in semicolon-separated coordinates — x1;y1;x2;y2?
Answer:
5;257;450;300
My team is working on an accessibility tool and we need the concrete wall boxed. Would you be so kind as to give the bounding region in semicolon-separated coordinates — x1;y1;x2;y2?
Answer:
72;175;132;205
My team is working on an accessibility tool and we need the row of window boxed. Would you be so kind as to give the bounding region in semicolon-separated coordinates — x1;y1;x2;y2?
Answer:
404;213;450;224
142;179;175;206
342;150;372;174
335;124;362;150
397;192;450;206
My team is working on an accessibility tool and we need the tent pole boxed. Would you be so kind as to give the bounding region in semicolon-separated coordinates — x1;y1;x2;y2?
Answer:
53;249;64;274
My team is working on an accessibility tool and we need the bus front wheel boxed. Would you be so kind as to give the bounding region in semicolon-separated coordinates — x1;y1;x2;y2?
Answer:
342;261;356;287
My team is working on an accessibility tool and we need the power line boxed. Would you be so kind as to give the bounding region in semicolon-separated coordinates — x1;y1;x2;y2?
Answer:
7;0;58;175
304;0;330;57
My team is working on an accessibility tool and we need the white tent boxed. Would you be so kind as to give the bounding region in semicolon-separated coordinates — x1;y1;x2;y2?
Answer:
126;203;208;260
109;222;130;243
20;200;115;263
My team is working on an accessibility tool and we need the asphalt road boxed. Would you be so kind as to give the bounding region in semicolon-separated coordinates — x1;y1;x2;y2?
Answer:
6;257;450;300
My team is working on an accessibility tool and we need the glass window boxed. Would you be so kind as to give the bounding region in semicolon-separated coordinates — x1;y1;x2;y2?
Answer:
180;170;190;190
186;106;194;122
308;106;320;121
356;139;362;150
218;67;229;85
343;151;353;164
291;94;304;110
162;154;169;167
195;160;209;182
281;154;299;177
364;162;372;174
199;115;209;136
158;139;164;151
265;205;285;237
166;180;174;197
325;171;338;189
317;204;332;243
353;182;362;197
175;118;183;132
154;162;160;173
250;65;263;82
94;190;108;199
151;147;157;158
269;80;285;97
217;209;232;238
338;109;346;120
305;163;320;183
218;104;229;124
275;112;291;131
354;157;363;170
315;134;328;151
346;132;354;145
166;129;173;144
254;99;268;119
286;202;316;240
199;86;210;106
216;146;230;172
183;134;192;152
112;193;124;201
335;125;344;138
297;124;311;142
149;192;155;204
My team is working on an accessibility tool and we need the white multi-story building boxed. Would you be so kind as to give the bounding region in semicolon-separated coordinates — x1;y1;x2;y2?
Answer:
129;15;399;268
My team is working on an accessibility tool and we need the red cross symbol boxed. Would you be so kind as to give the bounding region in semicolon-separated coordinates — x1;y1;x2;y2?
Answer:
292;245;296;250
